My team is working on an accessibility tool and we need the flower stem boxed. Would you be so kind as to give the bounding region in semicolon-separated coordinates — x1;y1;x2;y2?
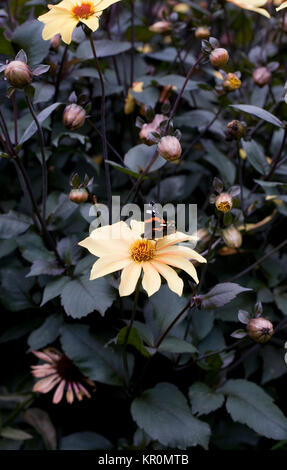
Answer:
122;276;141;386
88;34;112;223
130;0;135;86
12;91;18;146
25;94;47;221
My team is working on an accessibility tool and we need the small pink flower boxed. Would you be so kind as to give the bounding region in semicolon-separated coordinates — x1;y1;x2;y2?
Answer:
31;349;95;405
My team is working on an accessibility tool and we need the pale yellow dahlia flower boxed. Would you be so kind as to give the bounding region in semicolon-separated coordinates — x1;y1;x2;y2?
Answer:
226;0;270;17
38;0;121;45
78;221;206;297
276;1;287;11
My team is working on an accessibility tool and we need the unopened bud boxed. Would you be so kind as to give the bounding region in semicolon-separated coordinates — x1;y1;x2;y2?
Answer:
210;48;229;68
149;21;172;34
158;136;182;161
173;3;190;13
50;34;61;51
222;225;242;248
247;318;274;343
4;60;32;89
252;67;271;87
63;104;86;131
139;114;166;145
195;26;211;40
226;120;246;140
215;193;233;213
223;73;241;91
69;188;88;204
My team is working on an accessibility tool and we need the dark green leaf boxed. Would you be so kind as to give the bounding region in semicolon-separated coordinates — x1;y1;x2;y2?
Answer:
28;313;63;350
131;383;211;449
60;274;115;318
219;379;287;440
199;283;252;309
230;105;284;128
189;382;224;416
60;324;133;386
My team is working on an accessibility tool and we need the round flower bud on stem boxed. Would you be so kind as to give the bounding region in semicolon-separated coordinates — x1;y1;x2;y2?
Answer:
222;225;242;248
210;48;229;68
195;26;210;39
149;21;172;34
252;67;271;87
247;318;274;343
4;60;33;89
215;192;233;213
158;136;182;161
69;188;89;204
226;120;246;140
63;104;86;131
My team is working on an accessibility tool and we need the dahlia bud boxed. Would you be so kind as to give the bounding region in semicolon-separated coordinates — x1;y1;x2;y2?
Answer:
173;3;190;13
247;318;274;343
195;26;211;40
63;104;86;131
69;188;89;204
226;120;246;140
139;114;166;145
222;225;242;248
149;21;172;34
50;34;61;51
252;67;271;87
210;48;229;68
215;193;233;213
158;136;182;161
4;60;32;89
223;73;242;91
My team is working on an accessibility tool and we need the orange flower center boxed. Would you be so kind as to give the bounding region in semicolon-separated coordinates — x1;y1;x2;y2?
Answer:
72;2;94;19
216;201;232;213
130;239;155;262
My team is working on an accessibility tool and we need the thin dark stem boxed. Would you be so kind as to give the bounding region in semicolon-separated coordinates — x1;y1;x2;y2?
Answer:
182;107;222;159
250;126;287;195
88;34;112;223
123;150;159;205
54;44;69;103
169;54;203;121
198;214;220;291
25;94;47;221
155;301;192;349
13;91;18;146
130;0;135;86
196;338;246;362
229;238;287;282
122;277;141;386
236;141;244;214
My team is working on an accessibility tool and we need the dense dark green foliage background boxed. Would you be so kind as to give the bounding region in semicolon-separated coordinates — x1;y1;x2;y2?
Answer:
1;0;287;451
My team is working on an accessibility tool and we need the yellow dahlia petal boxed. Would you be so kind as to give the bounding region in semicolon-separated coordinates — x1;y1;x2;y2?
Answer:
130;220;145;236
142;263;161;297
90;221;136;244
155;231;192;250
119;262;142;297
60;19;79;44
90;255;130;280
156;246;207;264
150;261;183;296
80;14;100;31
277;1;287;10
155;255;199;284
94;0;121;12
78;236;129;258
